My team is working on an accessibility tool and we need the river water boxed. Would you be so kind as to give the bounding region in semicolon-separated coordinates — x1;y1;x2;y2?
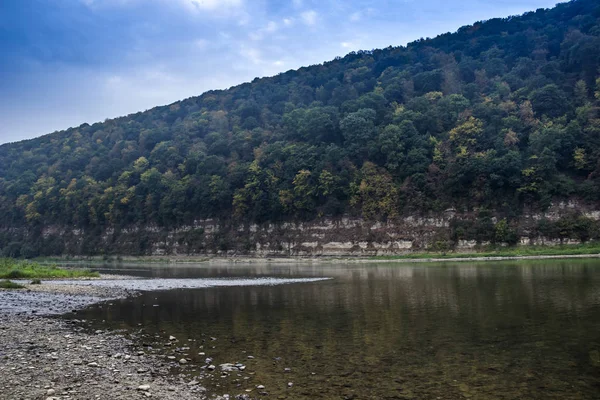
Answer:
72;260;600;399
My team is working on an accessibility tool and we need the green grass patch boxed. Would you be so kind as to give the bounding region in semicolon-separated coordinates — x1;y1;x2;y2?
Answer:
0;280;25;289
370;242;600;260
0;258;99;279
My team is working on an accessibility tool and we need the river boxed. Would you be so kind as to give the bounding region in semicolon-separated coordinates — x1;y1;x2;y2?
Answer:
70;259;600;399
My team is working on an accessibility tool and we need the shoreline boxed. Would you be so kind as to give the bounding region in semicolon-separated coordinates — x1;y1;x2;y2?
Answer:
0;275;331;400
0;313;207;400
37;251;600;265
0;277;208;400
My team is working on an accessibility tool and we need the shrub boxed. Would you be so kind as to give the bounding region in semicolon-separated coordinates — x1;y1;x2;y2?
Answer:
0;280;24;289
6;270;25;279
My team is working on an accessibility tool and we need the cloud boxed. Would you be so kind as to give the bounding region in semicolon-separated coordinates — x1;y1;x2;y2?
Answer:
265;21;278;32
349;11;361;21
194;39;209;49
182;0;242;11
3;0;563;144
301;10;318;26
81;0;244;15
239;46;263;65
249;21;279;41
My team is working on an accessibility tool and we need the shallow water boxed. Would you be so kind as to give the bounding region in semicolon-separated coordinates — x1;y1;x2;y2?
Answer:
72;260;600;399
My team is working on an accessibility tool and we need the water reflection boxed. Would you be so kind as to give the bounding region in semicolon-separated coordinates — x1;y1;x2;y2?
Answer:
75;260;600;399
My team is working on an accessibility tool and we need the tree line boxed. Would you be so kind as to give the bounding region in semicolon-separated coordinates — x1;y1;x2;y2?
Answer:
1;0;600;252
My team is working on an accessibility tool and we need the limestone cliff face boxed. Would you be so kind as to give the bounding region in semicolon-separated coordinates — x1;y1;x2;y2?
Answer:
26;201;599;257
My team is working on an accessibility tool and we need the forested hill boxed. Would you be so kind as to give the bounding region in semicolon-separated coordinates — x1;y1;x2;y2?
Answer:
2;0;600;247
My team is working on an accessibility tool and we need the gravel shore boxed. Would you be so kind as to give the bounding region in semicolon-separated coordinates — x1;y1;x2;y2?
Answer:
0;278;208;400
0;275;325;400
0;314;208;400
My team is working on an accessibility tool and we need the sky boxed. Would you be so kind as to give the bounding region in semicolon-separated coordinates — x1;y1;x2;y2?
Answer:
0;0;561;145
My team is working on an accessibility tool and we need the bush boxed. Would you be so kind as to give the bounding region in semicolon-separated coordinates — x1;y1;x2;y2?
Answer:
6;270;25;279
2;242;22;258
20;244;38;259
0;280;24;289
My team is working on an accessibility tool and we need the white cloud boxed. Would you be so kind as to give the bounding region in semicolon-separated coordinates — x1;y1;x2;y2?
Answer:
194;39;209;49
265;21;278;32
239;47;263;65
283;18;294;26
349;11;361;22
301;10;318;26
292;0;303;9
249;21;279;41
178;0;243;11
81;0;244;15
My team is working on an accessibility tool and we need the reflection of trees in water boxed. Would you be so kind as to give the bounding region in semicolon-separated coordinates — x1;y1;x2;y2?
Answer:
79;260;600;399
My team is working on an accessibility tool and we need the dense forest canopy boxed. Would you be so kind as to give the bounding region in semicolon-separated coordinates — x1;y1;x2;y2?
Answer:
1;0;600;243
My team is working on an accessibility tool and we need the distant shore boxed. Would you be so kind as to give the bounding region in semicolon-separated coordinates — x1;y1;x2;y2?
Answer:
34;246;600;265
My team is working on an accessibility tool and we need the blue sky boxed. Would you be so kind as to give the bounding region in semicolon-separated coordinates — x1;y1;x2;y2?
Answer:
0;0;560;144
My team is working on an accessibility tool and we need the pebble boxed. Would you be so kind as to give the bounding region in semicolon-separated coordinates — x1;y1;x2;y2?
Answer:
0;310;206;400
179;359;188;365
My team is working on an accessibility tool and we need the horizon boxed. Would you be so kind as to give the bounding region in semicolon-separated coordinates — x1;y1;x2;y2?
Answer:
0;0;560;145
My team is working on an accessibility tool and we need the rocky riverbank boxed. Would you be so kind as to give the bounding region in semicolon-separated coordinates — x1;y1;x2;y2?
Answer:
0;275;327;400
0;314;209;400
0;277;208;400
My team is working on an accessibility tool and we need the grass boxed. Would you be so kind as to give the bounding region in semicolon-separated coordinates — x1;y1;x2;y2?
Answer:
0;258;99;279
370;242;600;260
0;280;25;289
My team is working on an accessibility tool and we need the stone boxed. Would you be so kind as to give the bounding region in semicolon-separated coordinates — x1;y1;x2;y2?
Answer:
207;364;216;371
87;362;99;368
179;358;187;364
137;384;151;391
220;363;237;372
256;385;265;389
169;336;176;341
46;389;56;395
287;382;293;388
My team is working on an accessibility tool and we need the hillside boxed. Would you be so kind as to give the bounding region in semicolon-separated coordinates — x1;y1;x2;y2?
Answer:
2;0;600;257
